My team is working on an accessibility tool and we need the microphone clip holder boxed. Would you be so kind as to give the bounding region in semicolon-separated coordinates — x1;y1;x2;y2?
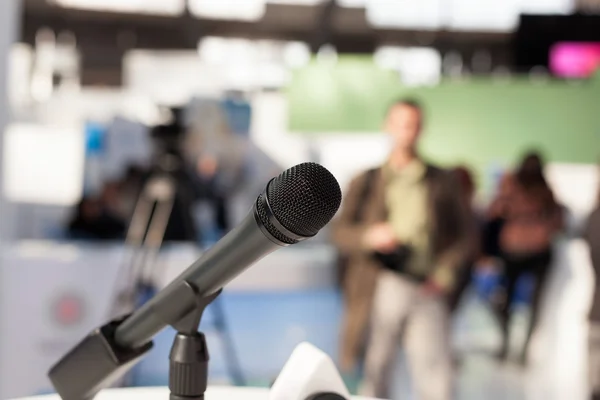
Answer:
48;315;153;400
167;283;221;400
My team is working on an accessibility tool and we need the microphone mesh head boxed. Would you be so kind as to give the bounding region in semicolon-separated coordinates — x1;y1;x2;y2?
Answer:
257;162;342;243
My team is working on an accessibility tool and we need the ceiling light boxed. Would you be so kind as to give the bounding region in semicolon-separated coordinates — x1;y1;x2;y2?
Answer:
519;0;574;14
448;0;521;31
448;0;573;32
189;0;266;21
49;0;185;15
374;46;403;70
259;63;290;88
442;51;464;77
398;47;441;86
198;36;230;65
336;0;367;7
284;42;311;68
316;44;338;64
376;46;441;86
267;0;324;4
366;0;444;29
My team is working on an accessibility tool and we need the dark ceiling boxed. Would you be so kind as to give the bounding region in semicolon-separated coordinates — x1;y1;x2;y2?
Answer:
21;0;513;85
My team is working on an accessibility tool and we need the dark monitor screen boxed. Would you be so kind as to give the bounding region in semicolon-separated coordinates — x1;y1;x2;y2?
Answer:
515;14;600;76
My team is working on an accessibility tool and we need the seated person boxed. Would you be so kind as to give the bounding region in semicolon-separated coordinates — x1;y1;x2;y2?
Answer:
67;196;126;240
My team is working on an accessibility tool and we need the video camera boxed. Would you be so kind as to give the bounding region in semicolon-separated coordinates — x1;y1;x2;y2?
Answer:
150;107;186;157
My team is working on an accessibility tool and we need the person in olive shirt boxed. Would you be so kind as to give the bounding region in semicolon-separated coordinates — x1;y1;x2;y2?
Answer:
333;99;474;400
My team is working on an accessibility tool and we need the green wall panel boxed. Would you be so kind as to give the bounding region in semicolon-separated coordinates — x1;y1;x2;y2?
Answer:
289;57;600;192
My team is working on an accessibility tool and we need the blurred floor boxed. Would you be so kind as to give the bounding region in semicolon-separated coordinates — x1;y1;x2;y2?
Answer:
388;294;584;400
136;288;588;400
393;238;592;400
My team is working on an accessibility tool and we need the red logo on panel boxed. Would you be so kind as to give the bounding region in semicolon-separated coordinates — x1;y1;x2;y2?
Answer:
52;294;85;326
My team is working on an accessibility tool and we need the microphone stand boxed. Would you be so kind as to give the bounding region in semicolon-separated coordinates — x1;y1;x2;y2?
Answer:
109;157;245;388
48;281;221;400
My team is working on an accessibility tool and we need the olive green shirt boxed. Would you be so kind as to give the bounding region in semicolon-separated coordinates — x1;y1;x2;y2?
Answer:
384;159;432;278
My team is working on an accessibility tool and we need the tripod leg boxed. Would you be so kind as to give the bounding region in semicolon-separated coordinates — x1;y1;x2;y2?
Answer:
109;193;156;318
139;193;175;285
127;191;156;246
124;195;156;288
106;189;157;388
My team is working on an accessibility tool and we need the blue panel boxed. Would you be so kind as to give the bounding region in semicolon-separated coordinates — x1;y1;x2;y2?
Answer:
131;289;343;387
84;121;105;155
221;99;252;136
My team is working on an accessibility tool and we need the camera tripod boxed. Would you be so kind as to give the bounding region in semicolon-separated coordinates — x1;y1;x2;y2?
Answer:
109;167;245;388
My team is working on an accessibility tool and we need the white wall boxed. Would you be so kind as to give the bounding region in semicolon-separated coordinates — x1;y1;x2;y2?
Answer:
546;163;600;232
250;92;310;168
249;91;389;191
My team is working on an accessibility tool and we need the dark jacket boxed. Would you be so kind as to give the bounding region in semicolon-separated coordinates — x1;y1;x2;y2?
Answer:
332;163;475;372
586;208;600;322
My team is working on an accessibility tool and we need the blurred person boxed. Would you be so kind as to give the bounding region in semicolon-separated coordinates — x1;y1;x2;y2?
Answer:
448;166;481;313
134;112;223;244
586;179;600;400
67;195;126;240
197;154;230;235
100;180;124;217
478;173;515;312
333;99;473;400
489;151;563;364
484;173;514;259
118;164;146;220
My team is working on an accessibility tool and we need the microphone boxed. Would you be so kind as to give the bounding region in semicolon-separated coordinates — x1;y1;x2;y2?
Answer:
48;162;342;400
114;162;342;348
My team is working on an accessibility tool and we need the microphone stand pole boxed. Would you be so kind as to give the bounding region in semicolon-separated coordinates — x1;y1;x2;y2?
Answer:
167;285;220;400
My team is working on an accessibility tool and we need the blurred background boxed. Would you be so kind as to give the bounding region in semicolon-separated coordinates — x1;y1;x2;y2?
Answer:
0;0;599;399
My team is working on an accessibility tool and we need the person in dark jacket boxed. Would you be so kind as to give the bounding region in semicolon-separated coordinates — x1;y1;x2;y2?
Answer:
489;152;563;365
332;99;474;400
586;182;600;400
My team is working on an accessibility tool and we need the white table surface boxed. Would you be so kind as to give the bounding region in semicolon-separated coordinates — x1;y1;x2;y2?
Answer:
12;387;377;400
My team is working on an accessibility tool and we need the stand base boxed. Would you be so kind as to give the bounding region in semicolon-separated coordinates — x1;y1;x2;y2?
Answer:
305;394;347;400
48;317;153;400
170;395;204;400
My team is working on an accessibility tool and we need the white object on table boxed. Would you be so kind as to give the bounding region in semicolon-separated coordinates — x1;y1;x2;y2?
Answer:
270;342;351;400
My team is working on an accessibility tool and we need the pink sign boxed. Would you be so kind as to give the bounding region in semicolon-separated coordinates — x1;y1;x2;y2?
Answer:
550;42;600;78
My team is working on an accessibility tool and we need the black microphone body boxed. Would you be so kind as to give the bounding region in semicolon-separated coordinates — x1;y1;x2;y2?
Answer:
114;207;281;348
